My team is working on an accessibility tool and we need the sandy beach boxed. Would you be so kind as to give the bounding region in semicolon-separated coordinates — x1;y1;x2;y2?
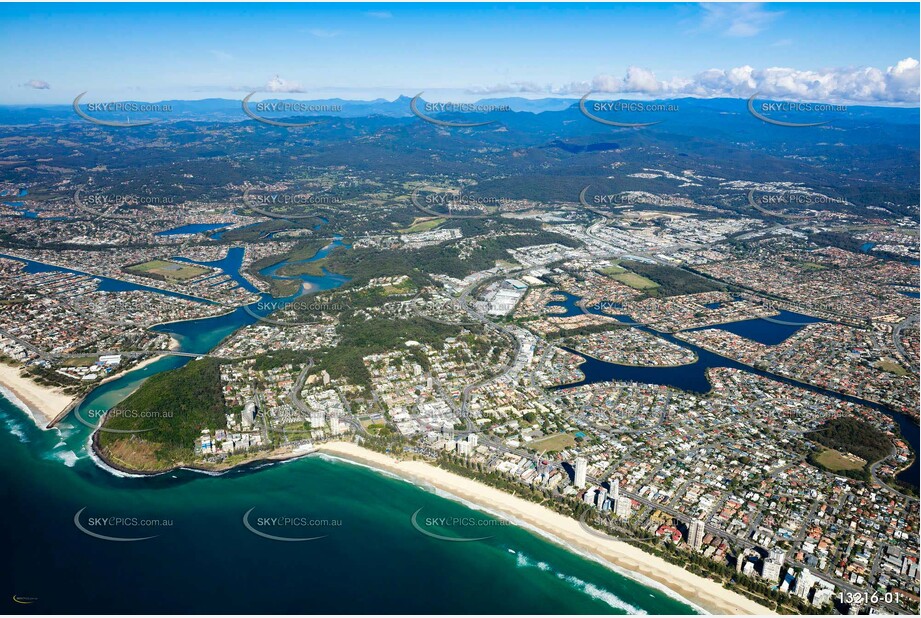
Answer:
318;441;775;616
0;362;76;428
96;347;178;387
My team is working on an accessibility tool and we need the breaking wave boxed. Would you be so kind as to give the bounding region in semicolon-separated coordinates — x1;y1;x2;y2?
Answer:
511;550;646;614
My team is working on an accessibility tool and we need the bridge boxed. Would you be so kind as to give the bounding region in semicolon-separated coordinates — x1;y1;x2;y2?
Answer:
52;350;222;360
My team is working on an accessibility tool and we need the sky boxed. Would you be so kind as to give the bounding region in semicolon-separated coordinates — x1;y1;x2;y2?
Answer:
1;2;918;106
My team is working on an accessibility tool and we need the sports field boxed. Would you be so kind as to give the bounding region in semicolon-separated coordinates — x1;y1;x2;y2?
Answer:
125;259;210;281
529;433;576;452
610;271;660;291
814;448;866;471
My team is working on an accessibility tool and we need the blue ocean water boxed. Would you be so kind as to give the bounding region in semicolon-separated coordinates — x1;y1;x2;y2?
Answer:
0;243;697;614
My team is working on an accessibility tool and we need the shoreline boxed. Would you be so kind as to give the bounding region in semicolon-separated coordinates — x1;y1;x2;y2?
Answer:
670;331;920;429
90;423;318;477
562;344;698;369
149;305;242;329
95;351;172;387
0;362;76;429
316;440;775;616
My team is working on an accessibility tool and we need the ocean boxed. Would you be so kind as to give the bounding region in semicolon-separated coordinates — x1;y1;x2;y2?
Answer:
1;393;697;615
1;241;697;614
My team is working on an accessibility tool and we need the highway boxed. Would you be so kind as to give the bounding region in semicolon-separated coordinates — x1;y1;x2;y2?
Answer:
892;313;919;372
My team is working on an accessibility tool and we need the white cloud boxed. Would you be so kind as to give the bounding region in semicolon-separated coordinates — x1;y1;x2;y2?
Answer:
265;75;306;94
698;2;782;37
22;79;50;90
469;59;921;105
467;81;551;95
621;66;661;94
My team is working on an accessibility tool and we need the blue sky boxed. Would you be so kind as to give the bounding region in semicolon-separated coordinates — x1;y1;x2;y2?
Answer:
1;2;918;105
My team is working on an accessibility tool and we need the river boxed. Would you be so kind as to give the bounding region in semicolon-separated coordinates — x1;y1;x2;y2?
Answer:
1;241;696;615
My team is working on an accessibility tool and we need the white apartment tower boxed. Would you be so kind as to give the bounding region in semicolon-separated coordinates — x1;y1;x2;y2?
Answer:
761;549;786;582
573;457;587;489
689;518;706;550
611;478;632;518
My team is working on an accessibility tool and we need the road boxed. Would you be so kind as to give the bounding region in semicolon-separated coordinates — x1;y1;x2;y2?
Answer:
453;269;527;418
286;358;315;413
54;349;220;359
892;313;919;372
0;327;47;359
284;357;367;437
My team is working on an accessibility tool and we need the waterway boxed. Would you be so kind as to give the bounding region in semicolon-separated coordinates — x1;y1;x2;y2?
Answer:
155;222;231;236
560;310;919;488
1;241;696;615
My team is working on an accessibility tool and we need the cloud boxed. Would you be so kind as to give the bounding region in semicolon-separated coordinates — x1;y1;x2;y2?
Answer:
265;75;306;93
698;2;782;37
676;58;920;104
621;66;661;94
22;79;50;90
364;11;392;19
468;59;921;105
467;81;552;95
305;28;341;38
210;49;233;61
225;75;307;93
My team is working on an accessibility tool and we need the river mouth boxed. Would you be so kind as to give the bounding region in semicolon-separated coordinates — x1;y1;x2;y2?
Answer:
6;246;918;491
0;233;915;615
4;238;352;464
0;233;697;613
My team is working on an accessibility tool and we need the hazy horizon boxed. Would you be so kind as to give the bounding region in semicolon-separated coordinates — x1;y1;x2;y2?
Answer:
2;2;918;106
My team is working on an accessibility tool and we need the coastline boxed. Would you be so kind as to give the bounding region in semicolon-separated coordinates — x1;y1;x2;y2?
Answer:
90;423;318;477
317;440;776;616
0;362;76;429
